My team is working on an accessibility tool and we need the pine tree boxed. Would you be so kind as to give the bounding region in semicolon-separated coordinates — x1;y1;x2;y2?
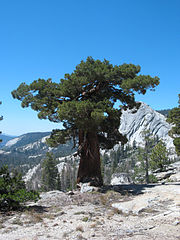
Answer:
150;140;169;171
12;57;159;186
136;130;155;184
167;94;180;156
0;165;39;210
41;152;58;191
56;173;61;191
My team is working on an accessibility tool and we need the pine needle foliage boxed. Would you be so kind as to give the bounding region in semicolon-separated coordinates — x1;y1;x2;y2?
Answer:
12;57;159;149
11;57;159;185
0;166;39;210
41;152;58;191
150;140;169;171
167;94;180;155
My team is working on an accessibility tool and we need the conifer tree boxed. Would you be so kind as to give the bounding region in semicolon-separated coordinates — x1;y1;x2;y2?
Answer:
136;130;155;184
0;166;39;210
167;94;180;156
150;140;169;171
12;57;159;186
56;173;61;191
41;152;58;191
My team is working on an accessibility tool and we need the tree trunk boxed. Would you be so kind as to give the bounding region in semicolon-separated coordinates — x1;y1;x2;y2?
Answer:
77;130;103;186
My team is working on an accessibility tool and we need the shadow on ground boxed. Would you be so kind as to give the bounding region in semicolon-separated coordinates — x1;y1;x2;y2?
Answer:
100;182;180;195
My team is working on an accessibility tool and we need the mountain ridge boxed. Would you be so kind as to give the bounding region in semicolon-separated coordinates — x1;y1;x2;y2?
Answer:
0;102;176;174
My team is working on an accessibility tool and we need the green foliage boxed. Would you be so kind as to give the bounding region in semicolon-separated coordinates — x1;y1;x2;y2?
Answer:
148;174;158;183
150;140;169;171
138;130;156;183
12;57;159;184
167;94;180;155
12;57;159;150
41;152;59;191
0;165;39;210
101;137;172;184
0;133;76;174
173;138;180;156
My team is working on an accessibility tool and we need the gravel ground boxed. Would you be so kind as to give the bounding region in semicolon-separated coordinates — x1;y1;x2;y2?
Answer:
0;183;179;240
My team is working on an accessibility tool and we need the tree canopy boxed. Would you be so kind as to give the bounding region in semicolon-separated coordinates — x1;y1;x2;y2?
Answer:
167;94;180;155
150;140;169;171
12;57;159;149
12;57;159;186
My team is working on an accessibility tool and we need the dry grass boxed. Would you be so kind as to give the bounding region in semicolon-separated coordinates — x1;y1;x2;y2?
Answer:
90;222;97;228
24;210;43;224
81;216;89;222
74;211;86;215
76;225;84;232
0;223;4;229
77;233;86;240
12;218;23;226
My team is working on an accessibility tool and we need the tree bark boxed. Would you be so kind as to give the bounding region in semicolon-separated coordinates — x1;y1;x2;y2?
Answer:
77;130;103;186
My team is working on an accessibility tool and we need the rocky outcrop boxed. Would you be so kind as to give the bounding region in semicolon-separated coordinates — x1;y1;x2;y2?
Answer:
110;173;132;185
119;102;175;151
112;183;180;216
23;102;178;189
0;184;180;240
153;161;180;182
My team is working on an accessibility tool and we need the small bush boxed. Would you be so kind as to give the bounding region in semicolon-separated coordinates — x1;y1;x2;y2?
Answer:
0;165;39;210
148;174;158;183
81;216;88;222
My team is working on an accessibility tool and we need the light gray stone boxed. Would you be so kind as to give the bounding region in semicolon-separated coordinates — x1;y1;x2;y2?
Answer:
169;172;180;182
119;102;175;153
155;171;175;181
80;183;99;193
111;173;132;185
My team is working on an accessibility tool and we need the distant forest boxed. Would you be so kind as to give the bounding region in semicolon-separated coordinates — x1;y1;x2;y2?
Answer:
156;109;171;117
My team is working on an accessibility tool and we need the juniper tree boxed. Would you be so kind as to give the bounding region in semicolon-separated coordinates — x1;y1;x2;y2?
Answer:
12;57;159;186
167;94;180;156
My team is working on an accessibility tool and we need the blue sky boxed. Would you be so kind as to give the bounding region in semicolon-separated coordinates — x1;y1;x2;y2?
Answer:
0;0;179;136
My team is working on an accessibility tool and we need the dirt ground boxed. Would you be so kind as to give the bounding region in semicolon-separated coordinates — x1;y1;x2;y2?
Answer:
0;183;180;240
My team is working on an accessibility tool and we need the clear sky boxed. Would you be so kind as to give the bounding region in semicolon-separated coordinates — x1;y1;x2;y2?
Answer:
0;0;179;136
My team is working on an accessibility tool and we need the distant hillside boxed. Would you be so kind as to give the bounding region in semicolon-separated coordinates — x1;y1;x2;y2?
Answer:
0;103;177;182
0;132;76;173
3;132;51;149
0;134;16;148
156;109;171;117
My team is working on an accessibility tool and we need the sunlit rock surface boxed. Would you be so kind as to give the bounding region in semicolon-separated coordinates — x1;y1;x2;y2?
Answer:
119;102;174;151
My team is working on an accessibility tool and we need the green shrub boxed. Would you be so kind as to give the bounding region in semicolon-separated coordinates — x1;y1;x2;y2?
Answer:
0;165;39;210
148;174;158;183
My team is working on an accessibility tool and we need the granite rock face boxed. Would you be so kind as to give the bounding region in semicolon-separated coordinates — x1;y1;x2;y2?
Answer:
119;102;175;151
24;102;178;189
154;161;180;182
110;173;132;185
112;183;180;215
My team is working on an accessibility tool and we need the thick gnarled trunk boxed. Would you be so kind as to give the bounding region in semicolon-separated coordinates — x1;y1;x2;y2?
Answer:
77;130;103;186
